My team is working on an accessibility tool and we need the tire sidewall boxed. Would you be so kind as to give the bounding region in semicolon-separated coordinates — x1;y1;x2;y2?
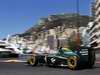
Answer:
88;49;95;68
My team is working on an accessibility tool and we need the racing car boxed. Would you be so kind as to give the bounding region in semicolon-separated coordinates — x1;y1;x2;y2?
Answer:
26;46;95;70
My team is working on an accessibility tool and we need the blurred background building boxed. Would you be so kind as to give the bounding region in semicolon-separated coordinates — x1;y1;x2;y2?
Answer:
89;0;100;51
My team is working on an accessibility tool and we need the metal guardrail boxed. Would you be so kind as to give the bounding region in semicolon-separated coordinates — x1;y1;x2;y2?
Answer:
18;53;56;61
18;53;48;61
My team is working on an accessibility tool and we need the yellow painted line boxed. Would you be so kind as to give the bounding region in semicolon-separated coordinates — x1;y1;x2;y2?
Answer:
1;60;26;63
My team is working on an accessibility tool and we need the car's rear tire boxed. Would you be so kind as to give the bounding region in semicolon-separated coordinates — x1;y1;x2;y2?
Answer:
27;56;38;66
87;49;95;68
67;56;78;70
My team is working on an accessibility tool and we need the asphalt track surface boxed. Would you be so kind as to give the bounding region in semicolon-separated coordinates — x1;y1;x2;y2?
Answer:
0;53;100;75
0;62;100;75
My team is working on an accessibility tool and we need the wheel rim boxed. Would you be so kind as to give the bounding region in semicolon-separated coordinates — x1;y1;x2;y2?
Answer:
67;56;77;69
29;56;35;65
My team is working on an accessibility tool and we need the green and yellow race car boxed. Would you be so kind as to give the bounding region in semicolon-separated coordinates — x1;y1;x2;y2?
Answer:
27;46;95;70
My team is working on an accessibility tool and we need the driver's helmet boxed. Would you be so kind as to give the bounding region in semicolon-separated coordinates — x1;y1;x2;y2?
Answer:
61;48;71;51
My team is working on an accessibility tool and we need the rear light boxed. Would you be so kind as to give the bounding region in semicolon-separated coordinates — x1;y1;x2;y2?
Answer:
76;47;80;51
